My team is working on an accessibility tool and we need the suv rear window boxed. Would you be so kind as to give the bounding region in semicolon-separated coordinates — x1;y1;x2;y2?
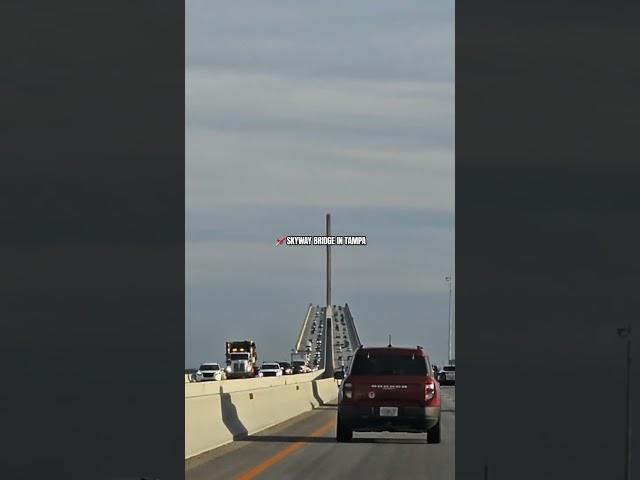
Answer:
350;353;428;375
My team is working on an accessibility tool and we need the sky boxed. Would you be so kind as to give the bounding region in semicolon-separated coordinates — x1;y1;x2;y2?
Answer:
186;1;455;367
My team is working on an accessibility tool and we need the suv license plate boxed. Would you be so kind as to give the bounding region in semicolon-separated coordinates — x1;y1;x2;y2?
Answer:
379;407;398;417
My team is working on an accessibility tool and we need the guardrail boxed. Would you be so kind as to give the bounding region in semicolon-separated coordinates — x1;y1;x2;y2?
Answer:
295;303;314;351
324;305;334;375
185;370;338;461
343;303;361;347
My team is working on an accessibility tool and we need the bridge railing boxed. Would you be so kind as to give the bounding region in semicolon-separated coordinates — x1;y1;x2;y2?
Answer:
343;303;361;347
294;303;314;351
324;305;334;376
185;370;338;461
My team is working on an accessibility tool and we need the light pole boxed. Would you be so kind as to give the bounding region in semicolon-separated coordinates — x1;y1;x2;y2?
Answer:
617;325;632;480
445;274;453;364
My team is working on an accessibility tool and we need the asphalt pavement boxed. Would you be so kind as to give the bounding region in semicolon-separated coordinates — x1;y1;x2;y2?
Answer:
186;386;455;480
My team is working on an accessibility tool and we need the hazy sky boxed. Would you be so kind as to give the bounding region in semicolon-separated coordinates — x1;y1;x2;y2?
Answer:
186;1;455;367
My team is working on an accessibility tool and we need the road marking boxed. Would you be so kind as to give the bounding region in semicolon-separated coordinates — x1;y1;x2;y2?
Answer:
234;419;336;480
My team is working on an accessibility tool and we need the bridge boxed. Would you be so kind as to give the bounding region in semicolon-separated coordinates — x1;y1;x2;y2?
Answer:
292;302;360;375
184;215;455;478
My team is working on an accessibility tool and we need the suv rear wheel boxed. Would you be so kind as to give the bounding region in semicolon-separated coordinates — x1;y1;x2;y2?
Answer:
427;420;441;444
336;415;352;442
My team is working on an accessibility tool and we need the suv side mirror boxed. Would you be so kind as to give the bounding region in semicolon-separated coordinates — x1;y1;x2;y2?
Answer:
333;370;344;380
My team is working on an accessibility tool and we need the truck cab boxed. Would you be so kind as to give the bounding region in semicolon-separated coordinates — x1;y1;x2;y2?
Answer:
225;340;257;378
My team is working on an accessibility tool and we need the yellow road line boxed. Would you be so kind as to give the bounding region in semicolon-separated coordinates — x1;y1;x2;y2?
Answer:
234;419;336;480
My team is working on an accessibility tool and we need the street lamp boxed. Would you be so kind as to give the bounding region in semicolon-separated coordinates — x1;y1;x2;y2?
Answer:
445;274;454;364
617;325;632;480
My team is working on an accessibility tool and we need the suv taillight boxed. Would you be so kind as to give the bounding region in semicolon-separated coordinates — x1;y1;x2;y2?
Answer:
425;378;435;402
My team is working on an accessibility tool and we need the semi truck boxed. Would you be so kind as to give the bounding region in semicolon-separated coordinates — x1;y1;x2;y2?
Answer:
225;340;258;379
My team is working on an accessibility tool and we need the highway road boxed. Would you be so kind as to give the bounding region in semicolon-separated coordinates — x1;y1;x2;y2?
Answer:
294;304;358;372
186;386;455;480
296;305;326;369
331;305;357;370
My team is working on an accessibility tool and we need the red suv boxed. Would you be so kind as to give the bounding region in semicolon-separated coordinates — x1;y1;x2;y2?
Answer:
333;345;441;443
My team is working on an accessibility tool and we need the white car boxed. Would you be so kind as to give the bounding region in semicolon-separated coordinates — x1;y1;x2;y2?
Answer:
195;363;226;382
258;362;283;378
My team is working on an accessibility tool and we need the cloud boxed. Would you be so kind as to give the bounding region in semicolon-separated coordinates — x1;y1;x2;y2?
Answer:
185;1;454;365
186;0;454;83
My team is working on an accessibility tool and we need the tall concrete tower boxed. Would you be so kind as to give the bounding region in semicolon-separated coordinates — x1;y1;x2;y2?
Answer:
326;213;331;306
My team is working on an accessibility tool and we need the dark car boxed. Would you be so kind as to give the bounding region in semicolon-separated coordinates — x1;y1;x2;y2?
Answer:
278;361;293;375
437;365;455;385
334;345;441;443
292;361;310;374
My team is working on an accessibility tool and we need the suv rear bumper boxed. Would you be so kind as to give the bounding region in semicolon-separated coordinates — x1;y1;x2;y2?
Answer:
338;405;440;433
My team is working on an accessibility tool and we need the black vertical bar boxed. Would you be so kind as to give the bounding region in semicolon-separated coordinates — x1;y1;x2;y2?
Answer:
625;327;632;480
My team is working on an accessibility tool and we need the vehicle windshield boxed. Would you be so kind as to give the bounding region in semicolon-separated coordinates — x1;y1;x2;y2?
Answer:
292;361;305;366
350;353;428;375
443;366;455;371
229;353;249;360
279;363;291;368
262;363;279;370
199;364;219;370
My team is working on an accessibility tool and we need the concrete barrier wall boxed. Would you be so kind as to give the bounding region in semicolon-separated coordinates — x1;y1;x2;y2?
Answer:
185;375;338;459
321;305;333;374
344;303;361;347
313;377;339;403
184;369;323;389
295;303;314;351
